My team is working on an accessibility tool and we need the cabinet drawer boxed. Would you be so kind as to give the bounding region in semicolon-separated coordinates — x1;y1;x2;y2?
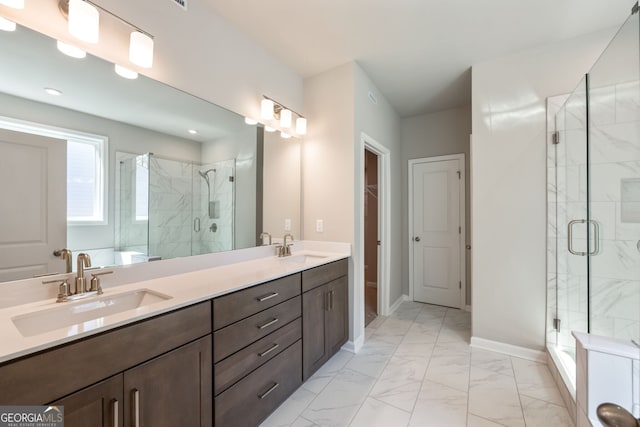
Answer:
215;340;302;427
213;273;301;330
214;318;301;396
0;302;211;405
213;296;301;363
302;258;348;292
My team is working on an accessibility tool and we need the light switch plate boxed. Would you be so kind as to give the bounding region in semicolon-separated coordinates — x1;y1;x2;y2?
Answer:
284;218;291;231
316;219;324;233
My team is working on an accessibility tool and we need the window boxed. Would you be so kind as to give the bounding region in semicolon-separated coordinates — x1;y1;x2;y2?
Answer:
0;116;108;225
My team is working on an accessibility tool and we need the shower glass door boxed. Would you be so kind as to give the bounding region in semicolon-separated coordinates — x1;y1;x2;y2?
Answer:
587;11;640;344
554;77;590;372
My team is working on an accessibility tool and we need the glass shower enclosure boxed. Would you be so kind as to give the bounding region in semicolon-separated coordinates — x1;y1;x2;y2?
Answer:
117;153;235;263
547;8;640;392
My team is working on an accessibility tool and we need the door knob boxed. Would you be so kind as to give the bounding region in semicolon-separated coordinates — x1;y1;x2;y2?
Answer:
414;236;420;242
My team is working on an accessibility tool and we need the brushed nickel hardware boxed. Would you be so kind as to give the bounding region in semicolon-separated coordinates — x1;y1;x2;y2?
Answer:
260;232;272;246
597;402;639;427
553;318;561;332
193;217;200;232
257;318;279;330
258;343;279;357
53;248;73;273
75;253;92;294
257;292;279;302
552;131;560;145
282;233;294;257
112;399;118;427
457;170;461;179
413;236;420;242
88;268;113;295
257;382;279;399
568;219;600;256
34;271;64;278
329;290;334;311
132;389;140;427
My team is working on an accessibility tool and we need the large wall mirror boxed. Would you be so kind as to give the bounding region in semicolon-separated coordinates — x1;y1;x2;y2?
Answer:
0;24;301;282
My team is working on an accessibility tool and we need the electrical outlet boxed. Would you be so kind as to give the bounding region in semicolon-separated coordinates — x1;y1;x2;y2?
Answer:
316;219;324;233
284;218;291;231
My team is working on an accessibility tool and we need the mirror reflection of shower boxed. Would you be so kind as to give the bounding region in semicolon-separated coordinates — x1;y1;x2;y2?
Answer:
198;168;218;219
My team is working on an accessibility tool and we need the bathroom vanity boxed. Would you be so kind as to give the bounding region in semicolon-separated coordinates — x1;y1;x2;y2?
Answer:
0;252;349;427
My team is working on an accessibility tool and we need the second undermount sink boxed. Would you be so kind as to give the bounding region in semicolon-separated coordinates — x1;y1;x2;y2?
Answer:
281;254;328;265
12;289;172;337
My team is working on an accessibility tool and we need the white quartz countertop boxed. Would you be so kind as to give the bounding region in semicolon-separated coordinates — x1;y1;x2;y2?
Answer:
0;246;350;364
573;331;640;360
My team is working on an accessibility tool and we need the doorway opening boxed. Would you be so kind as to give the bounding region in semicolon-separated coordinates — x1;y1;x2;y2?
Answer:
364;148;379;326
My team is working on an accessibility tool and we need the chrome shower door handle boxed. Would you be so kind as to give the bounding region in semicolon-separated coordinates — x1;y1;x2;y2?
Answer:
567;219;587;256
194;217;200;232
589;220;600;256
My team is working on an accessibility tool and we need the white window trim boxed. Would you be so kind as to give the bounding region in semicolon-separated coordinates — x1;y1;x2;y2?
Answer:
0;115;109;226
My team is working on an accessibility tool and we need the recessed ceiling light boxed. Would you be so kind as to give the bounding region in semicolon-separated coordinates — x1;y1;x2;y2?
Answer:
44;88;62;96
264;126;276;132
188;129;198;135
244;117;258;125
114;64;138;80
57;41;86;59
0;16;16;32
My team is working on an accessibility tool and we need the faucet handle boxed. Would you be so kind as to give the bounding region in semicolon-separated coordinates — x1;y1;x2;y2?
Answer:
89;270;113;295
42;278;71;302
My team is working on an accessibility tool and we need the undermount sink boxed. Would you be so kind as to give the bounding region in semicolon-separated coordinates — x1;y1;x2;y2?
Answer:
281;254;328;265
12;289;172;337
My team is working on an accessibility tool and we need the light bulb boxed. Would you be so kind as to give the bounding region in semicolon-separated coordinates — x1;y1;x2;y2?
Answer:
280;109;292;128
261;99;274;120
57;41;86;58
129;31;154;68
68;0;99;44
114;64;138;80
0;0;24;9
295;117;307;135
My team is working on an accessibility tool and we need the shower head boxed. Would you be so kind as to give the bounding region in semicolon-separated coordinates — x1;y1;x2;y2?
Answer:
198;168;216;185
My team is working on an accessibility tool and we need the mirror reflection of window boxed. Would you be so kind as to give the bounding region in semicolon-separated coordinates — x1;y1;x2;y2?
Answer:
135;154;149;222
67;138;105;223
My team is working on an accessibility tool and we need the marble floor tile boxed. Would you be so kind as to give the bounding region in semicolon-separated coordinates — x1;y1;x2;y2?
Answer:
261;387;317;427
425;349;470;392
302;350;354;394
471;348;514;377
466;414;506;427
369;353;429;411
520;395;573;427
409;380;468;427
349;397;411;427
302;368;376;426
468;367;526;427
511;357;565;406
290;416;319;427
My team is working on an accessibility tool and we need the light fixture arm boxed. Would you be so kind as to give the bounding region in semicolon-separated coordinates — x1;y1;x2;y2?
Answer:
262;95;305;121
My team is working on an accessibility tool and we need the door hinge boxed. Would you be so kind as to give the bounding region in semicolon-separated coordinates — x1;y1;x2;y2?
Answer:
229;176;234;182
457;170;461;179
552;131;560;145
459;281;462;289
553;318;561;332
458;226;461;234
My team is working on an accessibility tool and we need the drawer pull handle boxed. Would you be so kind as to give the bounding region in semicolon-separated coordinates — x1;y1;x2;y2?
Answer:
132;389;140;427
112;399;119;427
258;343;280;357
258;382;279;399
257;318;279;330
257;292;279;302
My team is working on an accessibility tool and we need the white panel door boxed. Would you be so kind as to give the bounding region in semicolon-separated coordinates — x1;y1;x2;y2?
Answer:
411;158;462;308
0;129;66;281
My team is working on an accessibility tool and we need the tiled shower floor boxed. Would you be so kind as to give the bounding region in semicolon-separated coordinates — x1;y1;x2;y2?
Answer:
260;301;573;427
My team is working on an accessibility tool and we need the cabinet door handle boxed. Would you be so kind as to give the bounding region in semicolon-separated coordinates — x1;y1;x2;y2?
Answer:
132;389;140;427
257;292;279;302
257;318;279;329
325;292;329;311
329;290;334;311
112;399;118;427
258;343;280;357
258;382;279;399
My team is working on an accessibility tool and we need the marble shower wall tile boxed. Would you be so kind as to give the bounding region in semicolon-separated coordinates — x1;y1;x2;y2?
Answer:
615;80;640;123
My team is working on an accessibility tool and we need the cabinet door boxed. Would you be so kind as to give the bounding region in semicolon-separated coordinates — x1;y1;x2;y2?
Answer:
302;285;328;380
123;336;212;427
326;276;349;355
52;375;123;427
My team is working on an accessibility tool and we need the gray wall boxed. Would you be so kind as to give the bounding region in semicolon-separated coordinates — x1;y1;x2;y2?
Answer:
400;106;471;304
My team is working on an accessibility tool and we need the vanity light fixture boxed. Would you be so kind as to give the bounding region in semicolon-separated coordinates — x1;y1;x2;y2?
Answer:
114;64;138;79
56;40;86;58
0;16;16;31
244;117;258;125
264;126;276;132
45;87;63;96
68;0;99;43
0;0;24;9
129;31;153;68
280;132;291;139
261;96;307;136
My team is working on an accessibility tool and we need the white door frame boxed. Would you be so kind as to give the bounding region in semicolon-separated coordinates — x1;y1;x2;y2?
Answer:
358;133;391;319
408;153;466;309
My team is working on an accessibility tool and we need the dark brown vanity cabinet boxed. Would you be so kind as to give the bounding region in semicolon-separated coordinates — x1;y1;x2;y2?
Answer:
302;259;349;380
212;274;303;426
0;302;213;427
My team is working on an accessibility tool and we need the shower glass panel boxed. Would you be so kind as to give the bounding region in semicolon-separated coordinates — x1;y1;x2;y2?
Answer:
587;11;640;343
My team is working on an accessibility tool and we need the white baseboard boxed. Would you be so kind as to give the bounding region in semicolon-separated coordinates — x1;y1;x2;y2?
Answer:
388;294;409;315
342;334;365;354
470;336;546;363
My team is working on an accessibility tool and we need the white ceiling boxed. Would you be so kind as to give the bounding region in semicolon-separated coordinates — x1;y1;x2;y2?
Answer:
206;0;635;117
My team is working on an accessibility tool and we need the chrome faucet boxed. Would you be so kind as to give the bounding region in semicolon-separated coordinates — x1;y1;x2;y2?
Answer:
259;232;272;246
75;253;91;294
